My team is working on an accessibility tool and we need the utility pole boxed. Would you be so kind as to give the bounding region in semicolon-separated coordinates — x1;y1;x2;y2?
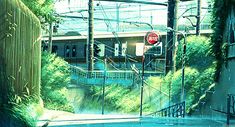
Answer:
102;57;107;115
196;0;201;36
140;51;145;117
48;22;53;53
173;0;179;72
115;4;122;68
116;3;120;32
181;29;186;103
165;0;179;74
88;0;94;71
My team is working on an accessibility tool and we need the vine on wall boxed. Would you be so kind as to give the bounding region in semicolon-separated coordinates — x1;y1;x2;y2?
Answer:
211;0;231;81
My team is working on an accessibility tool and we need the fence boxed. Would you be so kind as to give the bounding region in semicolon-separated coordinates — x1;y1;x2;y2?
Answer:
0;0;41;101
70;66;135;86
227;94;235;125
147;101;185;118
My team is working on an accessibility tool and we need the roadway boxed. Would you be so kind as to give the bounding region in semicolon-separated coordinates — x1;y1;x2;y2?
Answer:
38;112;228;127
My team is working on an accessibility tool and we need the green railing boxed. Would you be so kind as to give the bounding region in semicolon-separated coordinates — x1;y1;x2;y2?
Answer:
70;66;135;86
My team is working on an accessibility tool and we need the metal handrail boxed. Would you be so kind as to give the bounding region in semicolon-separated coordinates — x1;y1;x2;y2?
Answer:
147;101;185;118
71;65;135;80
227;94;235;125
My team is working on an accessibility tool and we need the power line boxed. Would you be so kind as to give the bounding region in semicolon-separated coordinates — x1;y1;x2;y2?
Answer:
95;0;167;6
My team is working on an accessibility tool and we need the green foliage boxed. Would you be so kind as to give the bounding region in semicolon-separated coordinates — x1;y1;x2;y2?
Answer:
221;43;229;63
0;105;36;127
81;85;140;113
41;52;74;112
21;0;56;24
195;64;216;92
148;67;216;112
211;0;231;81
175;35;214;71
171;68;200;107
0;95;42;127
79;79;171;114
174;35;217;111
74;36;217;114
41;52;70;90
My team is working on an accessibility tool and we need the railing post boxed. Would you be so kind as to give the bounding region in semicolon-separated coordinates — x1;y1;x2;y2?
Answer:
232;96;235;114
181;104;183;117
168;108;170;117
182;101;185;117
227;94;231;125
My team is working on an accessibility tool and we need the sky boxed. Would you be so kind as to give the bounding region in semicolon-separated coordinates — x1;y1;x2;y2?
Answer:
53;0;212;35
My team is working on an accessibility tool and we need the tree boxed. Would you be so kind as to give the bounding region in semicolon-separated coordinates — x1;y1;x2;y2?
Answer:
21;0;61;53
21;0;57;25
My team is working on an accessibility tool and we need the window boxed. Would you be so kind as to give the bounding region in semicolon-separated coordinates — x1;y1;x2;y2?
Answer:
98;44;105;57
43;45;48;51
65;45;70;57
136;43;144;56
84;44;87;57
122;43;127;56
42;41;48;51
114;43;119;56
52;45;58;53
72;45;77;57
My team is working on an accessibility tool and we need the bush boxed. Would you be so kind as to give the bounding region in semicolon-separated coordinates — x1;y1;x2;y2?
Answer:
170;68;200;107
41;52;74;112
0;96;42;127
41;52;70;90
0;105;36;127
195;64;216;93
174;35;217;110
175;36;214;71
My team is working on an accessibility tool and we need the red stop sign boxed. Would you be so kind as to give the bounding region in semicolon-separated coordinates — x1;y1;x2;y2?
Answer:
146;32;159;44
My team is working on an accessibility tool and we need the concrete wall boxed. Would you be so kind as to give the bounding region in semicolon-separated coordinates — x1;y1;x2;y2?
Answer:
196;3;235;120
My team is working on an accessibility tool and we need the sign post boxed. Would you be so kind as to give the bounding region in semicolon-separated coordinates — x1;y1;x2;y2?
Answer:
140;31;159;117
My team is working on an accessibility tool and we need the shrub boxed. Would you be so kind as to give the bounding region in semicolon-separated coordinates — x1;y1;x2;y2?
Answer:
195;64;216;93
174;36;217;110
170;67;199;108
175;35;214;71
41;52;74;112
0;96;41;127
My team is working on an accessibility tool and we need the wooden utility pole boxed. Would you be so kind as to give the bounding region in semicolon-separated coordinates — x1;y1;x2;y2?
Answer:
102;57;107;115
48;22;53;53
173;0;179;72
196;0;201;36
165;0;179;74
88;0;94;71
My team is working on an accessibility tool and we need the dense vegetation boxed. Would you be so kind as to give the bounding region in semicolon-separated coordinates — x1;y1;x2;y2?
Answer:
79;83;168;114
77;35;216;114
0;92;42;126
41;52;74;112
21;0;56;24
159;35;216;112
211;0;231;81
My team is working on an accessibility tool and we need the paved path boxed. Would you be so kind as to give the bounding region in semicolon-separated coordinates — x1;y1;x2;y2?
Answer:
37;110;234;127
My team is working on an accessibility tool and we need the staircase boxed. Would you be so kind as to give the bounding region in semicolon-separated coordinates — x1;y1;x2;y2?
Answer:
187;83;216;114
147;101;186;118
